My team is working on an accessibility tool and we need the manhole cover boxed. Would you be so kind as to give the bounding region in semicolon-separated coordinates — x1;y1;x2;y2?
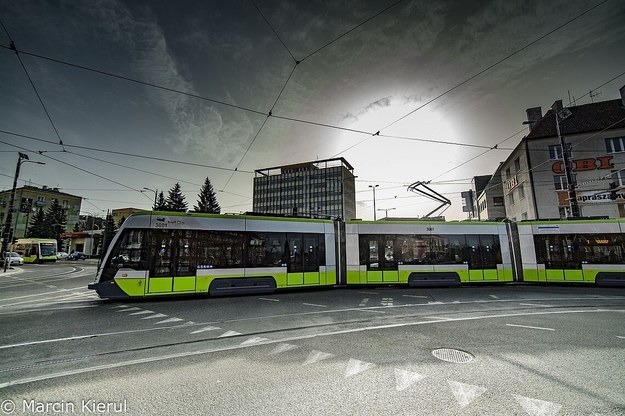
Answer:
431;348;474;364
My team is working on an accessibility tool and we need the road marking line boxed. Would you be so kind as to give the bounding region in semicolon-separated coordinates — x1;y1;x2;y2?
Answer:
190;326;220;335
155;317;184;325
356;309;386;314
219;330;242;338
302;303;327;308
381;298;394;306
269;343;299;355
519;303;553;308
514;394;562;416
359;298;369;307
394;369;426;391
141;313;168;320
128;310;154;316
344;358;376;378
448;380;487;408
116;307;142;313
489;295;499;299
402;295;428;298
506;323;555;331
617;336;625;339
358;291;379;295
302;350;335;366
258;297;279;302
240;337;270;346
1;308;618;390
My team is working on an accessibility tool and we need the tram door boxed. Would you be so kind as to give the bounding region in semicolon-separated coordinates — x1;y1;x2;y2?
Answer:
286;233;321;286
148;229;196;294
364;236;398;283
465;235;500;281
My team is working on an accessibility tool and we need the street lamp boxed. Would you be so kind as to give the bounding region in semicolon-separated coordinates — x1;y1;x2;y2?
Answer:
368;184;379;221
142;187;158;208
2;153;45;272
377;207;396;219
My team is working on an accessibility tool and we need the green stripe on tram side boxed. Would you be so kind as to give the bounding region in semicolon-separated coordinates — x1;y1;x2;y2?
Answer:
522;267;602;284
113;269;337;298
22;256;37;264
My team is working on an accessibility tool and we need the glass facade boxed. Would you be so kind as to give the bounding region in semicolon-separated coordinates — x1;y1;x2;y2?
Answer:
252;158;356;219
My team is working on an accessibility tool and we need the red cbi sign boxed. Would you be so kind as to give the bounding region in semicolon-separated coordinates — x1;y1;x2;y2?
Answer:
551;156;613;174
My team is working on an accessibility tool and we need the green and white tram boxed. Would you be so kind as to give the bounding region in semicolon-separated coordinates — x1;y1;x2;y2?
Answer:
13;238;58;263
345;220;513;286
89;212;336;299
517;219;625;285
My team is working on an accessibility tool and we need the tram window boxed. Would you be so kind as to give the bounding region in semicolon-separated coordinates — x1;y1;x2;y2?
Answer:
176;230;195;276
151;230;174;277
287;234;303;273
197;231;244;269
246;232;285;268
479;235;501;269
575;234;624;265
303;234;323;272
465;235;482;269
105;229;148;275
432;235;466;265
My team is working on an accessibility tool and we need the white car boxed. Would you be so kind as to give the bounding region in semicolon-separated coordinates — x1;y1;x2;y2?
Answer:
57;251;69;260
2;252;24;266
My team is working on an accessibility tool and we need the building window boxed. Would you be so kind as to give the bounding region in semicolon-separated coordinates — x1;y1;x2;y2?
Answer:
493;196;504;207
548;144;572;160
514;158;521;173
508;193;515;205
613;170;625;187
605;137;625;153
521;212;528;221
518;185;525;200
554;174;577;191
505;167;511;180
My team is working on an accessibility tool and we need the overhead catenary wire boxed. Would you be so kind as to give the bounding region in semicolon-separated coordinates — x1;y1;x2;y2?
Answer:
1;18;66;150
0;3;620;217
330;0;611;158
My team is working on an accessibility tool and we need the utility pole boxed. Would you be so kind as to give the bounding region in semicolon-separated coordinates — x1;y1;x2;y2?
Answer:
369;184;379;220
2;153;44;271
554;108;580;218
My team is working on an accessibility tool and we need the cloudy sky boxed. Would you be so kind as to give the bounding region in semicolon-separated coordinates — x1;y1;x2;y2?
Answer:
1;0;624;220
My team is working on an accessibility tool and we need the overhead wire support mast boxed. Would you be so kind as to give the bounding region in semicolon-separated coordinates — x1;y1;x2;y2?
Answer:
554;107;581;218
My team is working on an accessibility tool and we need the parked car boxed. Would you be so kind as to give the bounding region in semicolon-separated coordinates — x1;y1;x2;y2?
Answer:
1;252;24;266
56;251;69;260
68;252;89;260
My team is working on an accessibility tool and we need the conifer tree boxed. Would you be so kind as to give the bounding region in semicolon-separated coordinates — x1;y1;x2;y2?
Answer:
26;208;46;237
194;177;221;213
101;212;116;256
165;183;188;212
43;199;67;247
153;191;167;211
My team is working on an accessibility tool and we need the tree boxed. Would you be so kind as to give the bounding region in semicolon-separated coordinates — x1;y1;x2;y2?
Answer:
101;212;116;256
165;182;188;212
194;177;221;213
153;191;167;211
117;216;126;229
26;208;46;237
43;199;67;247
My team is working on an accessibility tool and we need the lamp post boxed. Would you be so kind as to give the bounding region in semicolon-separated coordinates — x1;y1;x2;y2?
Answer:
2;153;45;272
142;187;158;208
368;184;379;221
377;207;396;219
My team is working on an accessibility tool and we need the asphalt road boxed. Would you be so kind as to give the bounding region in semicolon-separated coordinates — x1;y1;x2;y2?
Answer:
1;262;624;415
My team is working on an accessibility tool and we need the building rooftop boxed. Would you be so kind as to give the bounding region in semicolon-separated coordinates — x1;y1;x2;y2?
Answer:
526;98;625;140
